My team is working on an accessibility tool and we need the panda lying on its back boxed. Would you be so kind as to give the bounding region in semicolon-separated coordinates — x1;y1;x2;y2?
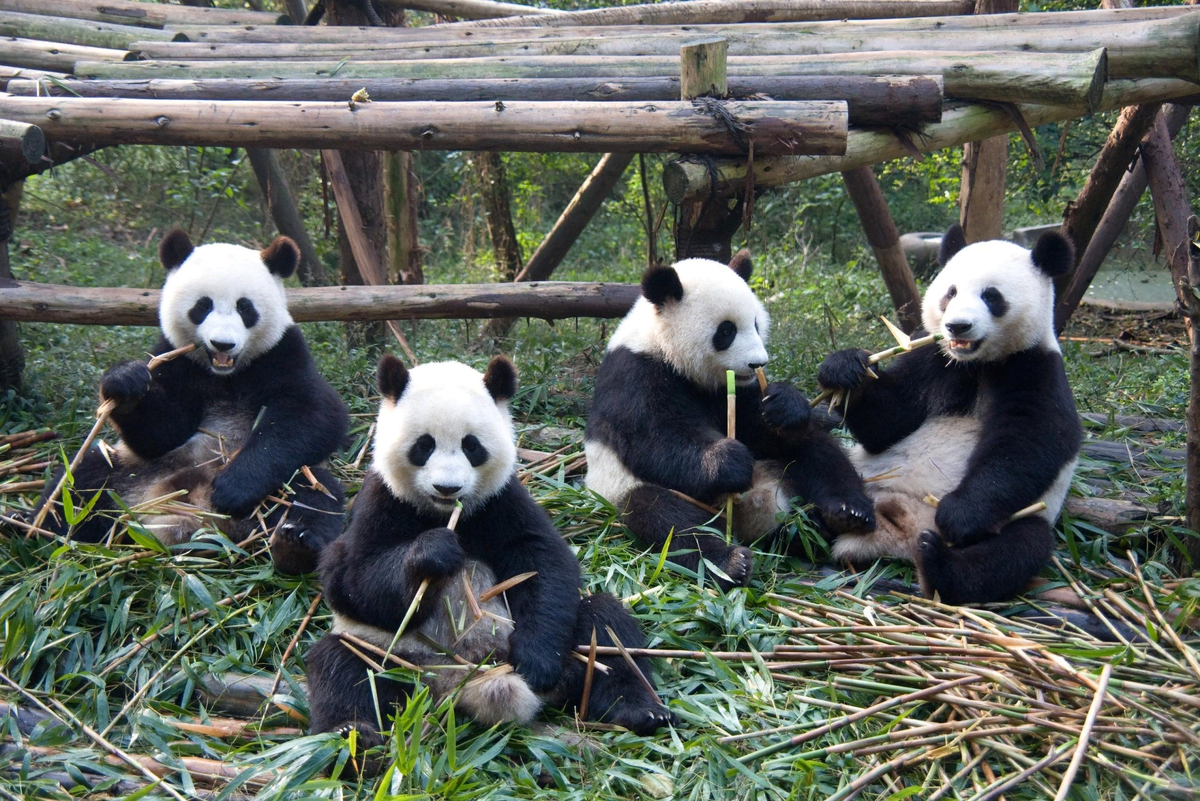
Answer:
34;230;349;575
818;225;1082;604
585;252;875;590
307;356;671;751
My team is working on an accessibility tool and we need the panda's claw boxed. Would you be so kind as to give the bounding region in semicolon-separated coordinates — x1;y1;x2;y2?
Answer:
818;494;876;535
270;521;321;574
100;361;154;407
718;546;754;590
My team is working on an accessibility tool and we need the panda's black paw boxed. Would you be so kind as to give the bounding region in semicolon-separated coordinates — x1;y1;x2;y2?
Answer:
817;349;871;390
933;494;985;547
916;530;952;602
760;382;810;431
605;701;676;735
330;721;386;778
100;361;153;407
406;526;465;580
210;473;265;519
705;439;755;495
818;493;876;535
270;522;321;575
714;545;753;591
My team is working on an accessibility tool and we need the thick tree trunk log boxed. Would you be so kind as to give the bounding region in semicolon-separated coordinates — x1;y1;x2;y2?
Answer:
0;37;133;73
246;148;326;287
0;280;641;324
1;97;849;156
957;0;1016;245
7;74;943;128
76;50;1102;111
1140;113;1199;571
0;0;287;28
0;120;43;165
841;166;922;332
0;10;173;49
477;151;522;282
1055;104;1191;333
0;184;24;392
661;78;1199;205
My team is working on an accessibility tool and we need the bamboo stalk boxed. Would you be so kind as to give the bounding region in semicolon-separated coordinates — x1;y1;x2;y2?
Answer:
1052;663;1114;801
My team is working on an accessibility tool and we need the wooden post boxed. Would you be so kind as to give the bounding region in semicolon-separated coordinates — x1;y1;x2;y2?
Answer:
246;148;327;287
0;182;24;391
680;37;728;99
1187;215;1200;571
477;152;523;282
1054;104;1191;333
1139;111;1199;571
957;0;1017;244
840;167;922;333
384;151;423;285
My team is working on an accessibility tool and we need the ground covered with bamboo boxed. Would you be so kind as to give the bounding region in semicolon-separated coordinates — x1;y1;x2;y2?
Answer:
1;136;1199;798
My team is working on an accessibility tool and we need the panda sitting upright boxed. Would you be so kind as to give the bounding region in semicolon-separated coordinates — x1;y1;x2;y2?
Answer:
817;224;1082;604
585;251;875;590
34;229;349;575
307;356;671;747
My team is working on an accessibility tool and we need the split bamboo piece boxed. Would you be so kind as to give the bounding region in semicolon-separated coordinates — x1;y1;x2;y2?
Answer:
725;369;736;542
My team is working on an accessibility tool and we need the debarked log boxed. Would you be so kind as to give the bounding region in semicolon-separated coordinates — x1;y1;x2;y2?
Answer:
0;37;136;73
5;74;942;127
662;78;1200;204
0;0;288;29
0;10;173;50
0;97;848;155
0;280;641;325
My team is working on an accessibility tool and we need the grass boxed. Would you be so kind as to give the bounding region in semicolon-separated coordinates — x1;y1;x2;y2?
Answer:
1;144;1199;799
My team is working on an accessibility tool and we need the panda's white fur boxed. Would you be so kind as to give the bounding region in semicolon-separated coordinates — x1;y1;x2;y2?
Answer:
609;257;770;391
373;361;517;517
160;242;293;375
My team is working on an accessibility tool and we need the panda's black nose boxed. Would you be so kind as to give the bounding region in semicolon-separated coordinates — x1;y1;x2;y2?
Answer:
945;322;972;336
210;340;236;352
433;483;461;497
749;361;766;370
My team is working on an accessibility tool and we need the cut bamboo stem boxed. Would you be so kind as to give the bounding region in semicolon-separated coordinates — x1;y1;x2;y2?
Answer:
725;369;736;542
1052;662;1113;801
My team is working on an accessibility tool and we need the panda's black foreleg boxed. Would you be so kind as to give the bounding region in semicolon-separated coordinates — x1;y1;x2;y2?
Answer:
306;633;411;770
556;593;673;735
32;448;123;543
622;484;753;591
915;516;1055;605
263;466;346;575
779;429;875;536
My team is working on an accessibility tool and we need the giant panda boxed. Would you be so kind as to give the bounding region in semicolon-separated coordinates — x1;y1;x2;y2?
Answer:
584;251;875;590
306;355;672;751
817;224;1082;604
33;229;349;575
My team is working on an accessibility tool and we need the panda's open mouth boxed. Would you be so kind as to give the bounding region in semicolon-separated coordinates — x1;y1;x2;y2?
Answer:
207;350;237;372
946;338;983;355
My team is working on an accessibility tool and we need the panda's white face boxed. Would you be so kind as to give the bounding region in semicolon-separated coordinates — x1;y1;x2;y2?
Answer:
610;254;770;391
923;239;1059;363
158;233;295;376
373;359;518;517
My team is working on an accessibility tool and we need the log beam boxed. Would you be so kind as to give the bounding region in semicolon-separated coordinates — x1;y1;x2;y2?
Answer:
0;0;287;28
0;10;173;50
0;280;641;325
0;120;44;166
0;97;848;156
6;75;943;128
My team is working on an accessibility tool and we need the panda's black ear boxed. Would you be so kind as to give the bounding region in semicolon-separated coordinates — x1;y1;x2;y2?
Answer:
641;265;684;307
261;236;300;278
483;355;518;403
1031;230;1075;278
938;223;968;266
729;249;753;282
160;229;194;272
377;355;409;402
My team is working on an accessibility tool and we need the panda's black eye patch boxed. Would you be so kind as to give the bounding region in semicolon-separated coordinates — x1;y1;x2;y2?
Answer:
713;320;737;352
188;297;213;325
408;434;436;467
939;285;957;312
236;297;259;328
462;434;489;467
981;287;1008;318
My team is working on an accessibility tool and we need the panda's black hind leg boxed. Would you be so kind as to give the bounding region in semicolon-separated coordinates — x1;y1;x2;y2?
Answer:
780;429;875;535
32;448;122;542
267;466;346;574
558;593;673;735
916;516;1055;605
622;484;752;591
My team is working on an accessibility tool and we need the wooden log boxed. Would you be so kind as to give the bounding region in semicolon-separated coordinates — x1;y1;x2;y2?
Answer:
0;0;288;28
6;74;944;128
0;65;68;88
0;185;22;391
1055;104;1191;333
680;37;728;99
662;78;1200;205
448;1;1172;29
0;10;172;50
1062;497;1153;534
1188;215;1200;570
0;119;42;165
375;0;552;20
385;150;423;285
164;6;1195;41
841;166;921;332
0;37;134;73
246;148;326;287
72;50;1104;111
477;151;522;282
0;97;850;156
0;280;641;325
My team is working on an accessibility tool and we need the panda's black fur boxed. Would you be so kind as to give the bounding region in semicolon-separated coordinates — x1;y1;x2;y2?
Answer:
817;225;1083;604
584;252;874;590
34;229;349;575
306;356;671;754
